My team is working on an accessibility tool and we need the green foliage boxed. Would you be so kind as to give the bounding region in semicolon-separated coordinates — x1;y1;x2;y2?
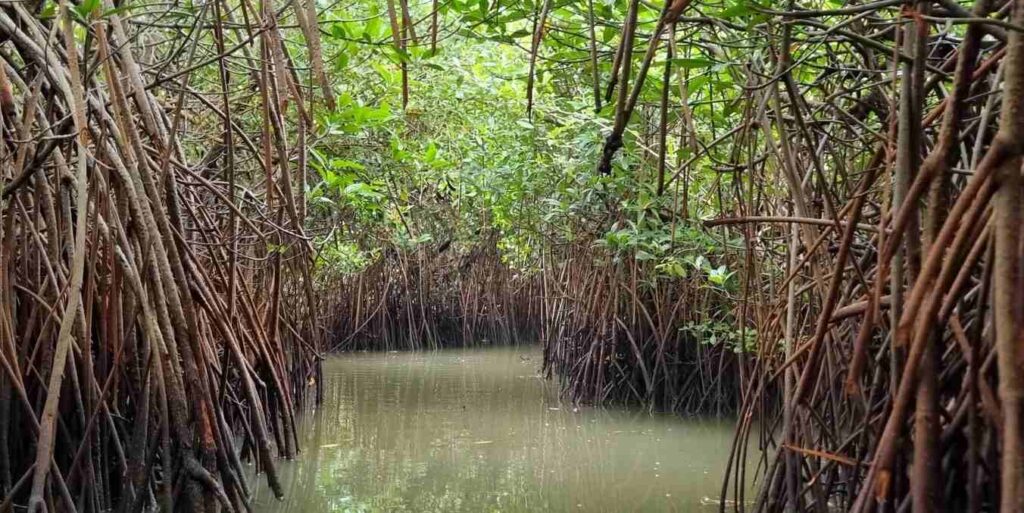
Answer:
316;238;372;276
682;321;757;354
301;0;753;336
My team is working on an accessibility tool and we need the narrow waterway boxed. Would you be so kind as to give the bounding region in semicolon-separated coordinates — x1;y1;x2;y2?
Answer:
250;346;747;512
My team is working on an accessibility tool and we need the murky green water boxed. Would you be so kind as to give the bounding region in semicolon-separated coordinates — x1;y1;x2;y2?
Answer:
250;346;744;512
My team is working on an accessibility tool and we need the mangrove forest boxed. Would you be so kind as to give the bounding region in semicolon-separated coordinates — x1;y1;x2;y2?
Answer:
0;0;1022;510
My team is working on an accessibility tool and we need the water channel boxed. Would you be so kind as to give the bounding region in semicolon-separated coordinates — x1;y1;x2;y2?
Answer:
250;346;746;512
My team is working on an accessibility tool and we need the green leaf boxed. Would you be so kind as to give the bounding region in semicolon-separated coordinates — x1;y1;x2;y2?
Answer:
75;0;101;18
391;46;412;64
708;265;733;285
719;0;753;18
39;0;56;18
343;182;384;201
334;159;365;171
668;58;715;69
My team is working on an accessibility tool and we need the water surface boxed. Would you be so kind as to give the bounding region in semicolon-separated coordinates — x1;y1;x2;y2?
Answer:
250;346;743;512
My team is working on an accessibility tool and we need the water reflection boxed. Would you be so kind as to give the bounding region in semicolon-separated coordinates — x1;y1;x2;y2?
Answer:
250;346;744;512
